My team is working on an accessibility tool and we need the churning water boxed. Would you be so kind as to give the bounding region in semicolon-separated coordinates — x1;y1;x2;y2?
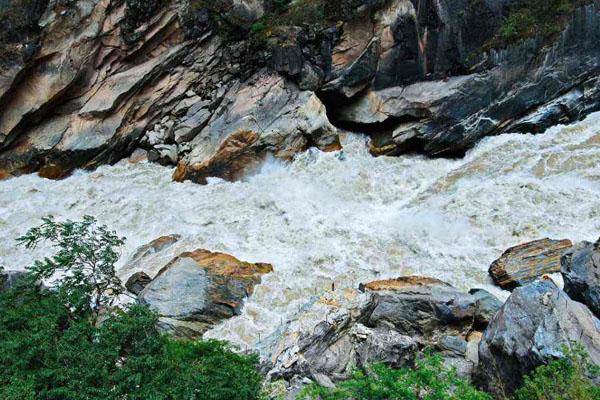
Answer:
1;112;600;347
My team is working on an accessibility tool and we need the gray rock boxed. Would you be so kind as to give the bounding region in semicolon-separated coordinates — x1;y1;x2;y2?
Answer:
561;239;600;318
263;276;481;384
363;277;476;342
476;280;600;396
139;249;272;338
469;288;503;328
125;271;152;295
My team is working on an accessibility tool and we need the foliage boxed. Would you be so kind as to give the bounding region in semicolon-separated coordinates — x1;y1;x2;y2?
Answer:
17;215;126;320
300;351;492;400
0;286;263;399
498;0;589;44
514;344;600;400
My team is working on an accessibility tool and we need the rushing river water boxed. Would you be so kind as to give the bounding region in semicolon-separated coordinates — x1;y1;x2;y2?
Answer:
1;112;600;347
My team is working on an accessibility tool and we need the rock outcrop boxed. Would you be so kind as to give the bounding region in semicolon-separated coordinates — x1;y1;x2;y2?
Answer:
139;249;273;338
0;1;598;182
262;276;487;388
476;280;600;396
561;238;600;318
489;238;573;290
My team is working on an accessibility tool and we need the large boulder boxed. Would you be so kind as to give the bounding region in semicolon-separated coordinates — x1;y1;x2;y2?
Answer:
489;238;573;290
476;280;600;396
173;72;340;184
139;249;273;338
263;276;484;388
561;238;600;318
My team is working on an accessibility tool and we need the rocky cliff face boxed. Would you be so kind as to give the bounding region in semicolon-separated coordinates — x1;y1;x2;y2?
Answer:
0;0;598;183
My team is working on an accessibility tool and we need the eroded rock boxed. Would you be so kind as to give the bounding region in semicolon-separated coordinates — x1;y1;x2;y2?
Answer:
476;280;600;396
263;276;485;387
489;238;573;290
561;238;600;318
139;249;273;338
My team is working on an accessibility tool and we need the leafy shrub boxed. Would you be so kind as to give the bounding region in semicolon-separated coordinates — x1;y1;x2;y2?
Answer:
17;215;126;321
0;216;263;400
514;344;600;400
300;351;492;400
0;287;263;399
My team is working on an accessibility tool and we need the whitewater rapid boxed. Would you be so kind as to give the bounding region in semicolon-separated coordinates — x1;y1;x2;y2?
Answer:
1;112;600;347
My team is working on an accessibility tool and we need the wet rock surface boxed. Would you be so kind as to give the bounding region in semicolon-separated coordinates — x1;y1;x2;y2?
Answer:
489;238;573;290
561;238;600;318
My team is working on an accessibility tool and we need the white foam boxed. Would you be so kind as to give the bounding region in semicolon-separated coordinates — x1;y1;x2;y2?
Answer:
1;113;600;347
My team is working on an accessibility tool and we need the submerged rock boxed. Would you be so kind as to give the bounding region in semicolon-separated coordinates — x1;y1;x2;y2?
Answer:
489;238;572;290
476;280;600;396
561;238;600;318
139;249;273;338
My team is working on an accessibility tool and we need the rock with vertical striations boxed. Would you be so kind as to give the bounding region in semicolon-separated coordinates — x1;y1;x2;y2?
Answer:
476;280;600;396
561;238;600;318
489;238;573;290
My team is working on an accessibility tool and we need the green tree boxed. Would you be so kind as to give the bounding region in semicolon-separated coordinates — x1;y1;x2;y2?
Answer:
1;216;264;399
17;215;126;320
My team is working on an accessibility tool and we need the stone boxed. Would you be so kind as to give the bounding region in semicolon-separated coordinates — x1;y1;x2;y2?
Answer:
469;288;503;328
154;144;179;165
122;235;181;276
139;249;273;338
561;239;600;318
263;276;482;384
489;238;573;290
362;276;476;342
174;72;340;184
125;271;152;295
476;280;600;396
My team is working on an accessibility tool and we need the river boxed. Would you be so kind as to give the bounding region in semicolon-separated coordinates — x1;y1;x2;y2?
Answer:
1;112;600;347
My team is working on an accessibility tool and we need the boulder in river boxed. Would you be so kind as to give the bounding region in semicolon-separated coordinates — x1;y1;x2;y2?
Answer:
561;238;600;318
263;276;484;386
139;249;273;338
476;280;600;396
489;238;573;290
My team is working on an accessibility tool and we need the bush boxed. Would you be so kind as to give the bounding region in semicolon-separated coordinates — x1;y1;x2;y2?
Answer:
514;344;600;400
300;351;492;400
0;216;263;400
